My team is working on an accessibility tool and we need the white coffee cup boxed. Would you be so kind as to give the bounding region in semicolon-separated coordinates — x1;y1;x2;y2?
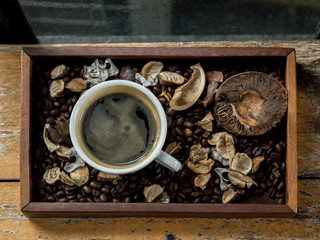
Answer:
69;80;181;174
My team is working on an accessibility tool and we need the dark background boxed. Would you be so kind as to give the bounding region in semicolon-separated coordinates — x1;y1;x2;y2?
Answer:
1;0;320;44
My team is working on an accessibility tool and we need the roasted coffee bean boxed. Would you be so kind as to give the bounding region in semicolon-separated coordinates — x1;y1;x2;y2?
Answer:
275;143;283;153
133;194;142;202
280;162;286;172
82;185;91;194
269;188;276;199
260;182;267;191
169;182;178;192
58;197;69;202
116;182;126;193
59;104;68;112
193;198;201;203
252;146;262;157
272;162;280;169
201;138;208;147
194;127;202;135
186;136;193;144
277;181;285;192
56;190;66;198
166;108;175;116
202;196;210;203
124;197;131;203
175;127;184;137
214;177;220;186
39;188;45;197
101;187;110;194
46;116;55;124
278;197;285;204
213;187;221;195
68;105;73;113
90;181;102;190
175;117;184;126
77;193;83;200
270;152;282;161
87;197;94;203
201;131;210;139
45;185;53;194
79;198;87;202
112;198;121;203
272;168;281;178
67;194;76;200
276;192;284;198
183;119;194;128
236;189;246;195
204;188;214;196
45;100;53;110
92;189;101;197
181;188;192;194
50;109;59;116
46;195;56;202
65;189;74;195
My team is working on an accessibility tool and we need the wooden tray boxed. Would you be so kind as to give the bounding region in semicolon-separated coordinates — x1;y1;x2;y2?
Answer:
20;47;297;217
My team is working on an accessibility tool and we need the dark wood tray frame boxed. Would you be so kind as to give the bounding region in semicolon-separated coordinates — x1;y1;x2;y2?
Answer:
20;47;297;217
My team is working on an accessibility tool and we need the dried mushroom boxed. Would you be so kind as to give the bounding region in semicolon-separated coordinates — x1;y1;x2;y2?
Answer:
164;142;182;155
230;153;252;175
59;171;76;186
157;192;170;203
49;79;65;98
159;71;186;86
64;147;86;172
43;167;61;185
43;123;60;152
214;72;288;136
196;112;214;131
56;146;72;161
97;172;122;183
65;78;87;92
251;156;265;174
227;170;257;189
194;173;211;190
211;146;229;166
214;168;232;191
216;133;235;161
70;166;89;186
144;184;164;203
169;63;206;111
189;144;211;163
119;65;136;81
51;64;68;79
222;188;237;204
135;73;158;87
199;71;223;107
186;159;214;174
141;61;163;82
207;132;228;145
83;59;119;87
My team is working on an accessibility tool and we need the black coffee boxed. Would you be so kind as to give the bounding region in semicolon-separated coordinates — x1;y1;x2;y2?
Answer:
82;92;157;166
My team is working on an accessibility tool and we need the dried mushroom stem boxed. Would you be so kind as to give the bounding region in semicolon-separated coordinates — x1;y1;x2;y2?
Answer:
230;153;252;175
169;63;206;111
60;171;76;186
143;184;164;203
222;188;237;204
207;132;228;145
43;167;61;185
194;173;211;190
186;159;214;174
227;169;257;189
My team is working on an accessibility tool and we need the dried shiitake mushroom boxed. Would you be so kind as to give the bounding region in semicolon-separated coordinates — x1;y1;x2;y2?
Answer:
186;159;214;174
142;61;163;82
222;188;237;204
59;171;76;186
169;63;206;111
158;71;186;86
214;72;288;136
135;73;158;87
43;167;61;185
216;133;235;161
51;64;68;79
230;153;252;175
65;78;87;92
196;112;214;131
164;142;182;155
56;146;72;161
189;144;211;163
97;172;122;183
49;79;65;98
227;170;257;189
43;123;60;152
207;132;228;145
251;156;265;174
70;166;89;186
211;146;228;166
199;71;223;107
194;173;211;190
144;184;164;203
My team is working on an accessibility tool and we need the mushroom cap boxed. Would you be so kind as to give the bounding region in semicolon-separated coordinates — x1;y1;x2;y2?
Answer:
214;72;288;136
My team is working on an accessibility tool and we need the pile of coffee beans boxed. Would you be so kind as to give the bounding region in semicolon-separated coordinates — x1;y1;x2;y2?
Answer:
32;60;286;204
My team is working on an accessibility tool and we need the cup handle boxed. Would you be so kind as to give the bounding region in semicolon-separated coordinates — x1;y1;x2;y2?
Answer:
155;151;181;172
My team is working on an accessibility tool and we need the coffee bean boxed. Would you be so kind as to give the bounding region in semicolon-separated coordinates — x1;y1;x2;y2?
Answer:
79;198;87;202
183;119;194;128
272;168;281;178
112;198;121;203
46;195;56;202
124;197;131;203
269;188;276;199
90;181;102;190
99;193;108;202
46;116;55;124
277;181;285;192
186;136;193;143
252;146;262;157
92;189;101;197
82;185;91;194
260;182;267;191
175;127;184;137
166;108;175;116
169;182;178;192
116;182;126;193
56;190;66;198
276;192;284;198
67;194;76;200
193;198;201;203
201;138;208;147
280;162;286;172
204;188;214;196
175;117;184;126
213;187;221;195
181;188;192;194
201;131;210;139
64;112;70;118
278;197;285;204
194;127;202;135
275;143;283;153
270;152;282;161
44;185;53;194
236;189;246;195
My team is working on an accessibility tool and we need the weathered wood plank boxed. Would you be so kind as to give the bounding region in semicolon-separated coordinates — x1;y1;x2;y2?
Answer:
0;180;319;239
0;41;319;179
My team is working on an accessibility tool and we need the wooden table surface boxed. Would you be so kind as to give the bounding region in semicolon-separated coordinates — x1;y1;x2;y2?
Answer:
0;41;319;239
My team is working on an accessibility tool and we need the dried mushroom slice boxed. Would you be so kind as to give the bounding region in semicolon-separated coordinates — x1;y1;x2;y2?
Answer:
97;172;122;183
51;64;68;79
59;171;76;186
251;156;265;174
65;78;87;92
135;73;158;87
169;63;206;111
157;192;170;203
56;146;72;161
199;71;223;107
214;72;288;136
159;71;186;86
222;188;237;204
216;133;235;161
70;166;89;186
64;147;86;172
227;170;257;189
211;146;229;166
196;112;214;131
214;168;232;191
207;132;228;145
43;123;60;152
164;142;182;155
43;167;61;185
189;144;211;163
186;159;214;174
194;173;211;190
49;79;65;98
119;65;136;81
144;184;164;203
230;153;252;175
142;61;163;82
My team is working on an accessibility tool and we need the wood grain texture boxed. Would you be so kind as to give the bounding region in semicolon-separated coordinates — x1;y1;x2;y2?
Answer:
0;41;319;179
1;181;319;239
